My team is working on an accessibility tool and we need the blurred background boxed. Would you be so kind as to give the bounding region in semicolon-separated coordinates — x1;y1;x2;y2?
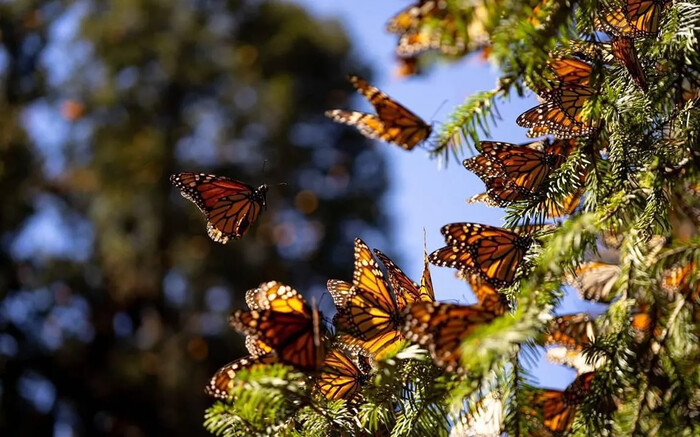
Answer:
0;1;602;435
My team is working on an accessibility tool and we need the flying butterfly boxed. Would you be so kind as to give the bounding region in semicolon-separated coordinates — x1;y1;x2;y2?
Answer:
429;223;533;289
402;301;498;372
229;281;326;372
325;75;432;150
541;314;596;350
394;56;421;78
170;172;268;243
517;84;598;139
530;372;596;433
328;239;406;357
316;345;373;401
567;261;621;303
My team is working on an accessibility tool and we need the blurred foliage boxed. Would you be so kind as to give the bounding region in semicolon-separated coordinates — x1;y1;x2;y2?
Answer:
0;0;387;435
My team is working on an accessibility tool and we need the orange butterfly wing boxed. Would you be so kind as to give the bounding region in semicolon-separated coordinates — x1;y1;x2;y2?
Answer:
432;223;531;288
170;172;266;243
326;75;431;150
543;314;595;350
329;239;404;356
465;273;509;316
205;354;278;399
403;302;497;372
230;281;324;371
317;346;372;400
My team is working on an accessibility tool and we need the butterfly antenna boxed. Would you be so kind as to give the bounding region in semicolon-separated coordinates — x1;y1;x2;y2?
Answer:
262;160;268;175
429;99;449;124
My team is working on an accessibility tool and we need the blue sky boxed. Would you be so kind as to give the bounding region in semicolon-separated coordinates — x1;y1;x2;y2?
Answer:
292;0;606;389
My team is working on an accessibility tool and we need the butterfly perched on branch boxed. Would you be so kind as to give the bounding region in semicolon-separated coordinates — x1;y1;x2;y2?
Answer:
541;313;596;351
463;140;574;207
206;281;324;399
229;281;327;371
517;83;598;139
429;223;533;289
597;0;671;39
325;75;432;150
316;344;373;401
329;239;436;358
402;301;499;373
170;172;268;243
566;261;621;303
528;372;597;433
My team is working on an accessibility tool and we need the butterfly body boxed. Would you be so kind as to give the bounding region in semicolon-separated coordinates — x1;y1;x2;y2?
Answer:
170;172;268;243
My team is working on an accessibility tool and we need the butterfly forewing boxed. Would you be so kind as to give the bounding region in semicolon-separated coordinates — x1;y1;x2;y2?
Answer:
205;354;277;399
317;346;372;401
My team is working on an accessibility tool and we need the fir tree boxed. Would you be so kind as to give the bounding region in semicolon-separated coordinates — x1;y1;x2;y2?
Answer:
203;0;700;435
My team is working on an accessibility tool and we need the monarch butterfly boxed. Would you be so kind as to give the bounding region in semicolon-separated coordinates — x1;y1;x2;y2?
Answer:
464;141;567;204
429;223;532;288
385;0;434;35
386;1;472;56
205;354;278;399
170;172;268;244
546;346;600;375
661;262;696;296
374;248;435;308
517;83;598;139
542;314;596;350
394;56;420;78
609;36;648;92
550;56;593;86
325;75;432;150
461;272;510;316
531;372;595;433
402;301;498;372
567;261;621;302
206;322;276;398
316;345;373;401
329;239;406;357
229;281;326;371
599;0;669;38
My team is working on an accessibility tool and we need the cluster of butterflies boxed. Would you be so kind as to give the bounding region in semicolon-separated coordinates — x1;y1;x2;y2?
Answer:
518;0;676;139
164;3;690;435
464;138;584;218
205;227;529;401
523;238;700;434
